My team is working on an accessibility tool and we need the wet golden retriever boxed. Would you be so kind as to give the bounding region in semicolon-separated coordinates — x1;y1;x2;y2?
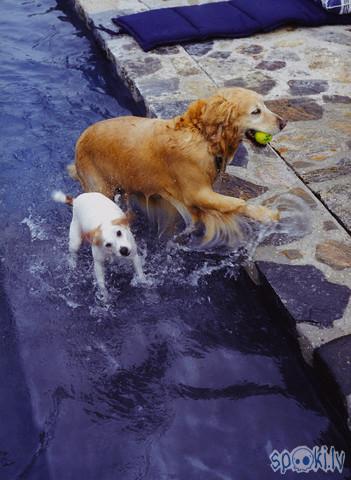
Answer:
68;87;286;244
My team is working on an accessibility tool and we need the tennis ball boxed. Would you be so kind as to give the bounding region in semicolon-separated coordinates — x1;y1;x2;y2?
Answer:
254;131;272;145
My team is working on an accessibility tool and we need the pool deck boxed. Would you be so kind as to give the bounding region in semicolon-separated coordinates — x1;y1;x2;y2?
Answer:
72;0;351;427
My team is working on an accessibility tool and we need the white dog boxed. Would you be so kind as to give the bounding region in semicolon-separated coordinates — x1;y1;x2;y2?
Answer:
52;191;145;297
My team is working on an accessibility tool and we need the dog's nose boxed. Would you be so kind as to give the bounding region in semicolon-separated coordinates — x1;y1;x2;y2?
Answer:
120;246;130;257
279;118;287;130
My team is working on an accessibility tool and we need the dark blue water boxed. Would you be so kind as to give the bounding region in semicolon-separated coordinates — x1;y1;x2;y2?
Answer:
0;1;350;479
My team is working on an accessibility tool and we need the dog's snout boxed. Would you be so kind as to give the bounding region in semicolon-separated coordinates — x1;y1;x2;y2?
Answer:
279;118;287;131
120;246;130;256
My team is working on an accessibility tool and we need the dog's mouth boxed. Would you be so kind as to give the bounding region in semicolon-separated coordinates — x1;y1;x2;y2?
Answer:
245;129;268;147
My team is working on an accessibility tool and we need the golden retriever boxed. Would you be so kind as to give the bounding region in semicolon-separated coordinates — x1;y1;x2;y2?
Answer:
68;87;286;244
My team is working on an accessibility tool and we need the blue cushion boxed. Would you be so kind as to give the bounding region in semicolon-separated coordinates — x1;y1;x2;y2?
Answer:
113;0;351;51
319;0;351;14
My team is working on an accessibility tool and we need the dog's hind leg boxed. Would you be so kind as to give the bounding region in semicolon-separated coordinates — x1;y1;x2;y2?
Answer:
76;163;116;198
68;218;81;268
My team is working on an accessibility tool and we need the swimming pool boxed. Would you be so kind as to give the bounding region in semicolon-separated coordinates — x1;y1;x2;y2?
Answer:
0;1;350;479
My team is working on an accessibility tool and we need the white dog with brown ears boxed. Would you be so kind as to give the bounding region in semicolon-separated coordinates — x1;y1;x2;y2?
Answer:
52;191;145;298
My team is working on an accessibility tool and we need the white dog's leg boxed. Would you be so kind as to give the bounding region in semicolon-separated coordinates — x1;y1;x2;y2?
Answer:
132;254;146;282
68;219;81;268
92;246;107;298
114;193;122;205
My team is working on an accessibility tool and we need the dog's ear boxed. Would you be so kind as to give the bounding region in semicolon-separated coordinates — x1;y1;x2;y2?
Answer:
177;94;240;157
184;99;207;127
111;211;134;226
175;99;207;130
200;95;240;157
82;226;102;246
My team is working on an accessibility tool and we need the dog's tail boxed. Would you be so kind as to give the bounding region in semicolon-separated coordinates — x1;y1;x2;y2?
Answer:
52;190;74;207
67;163;78;180
197;209;244;248
164;195;245;248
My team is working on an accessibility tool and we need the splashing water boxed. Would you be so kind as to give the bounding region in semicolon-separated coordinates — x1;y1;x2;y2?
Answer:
244;192;313;260
21;212;48;241
21;186;312;313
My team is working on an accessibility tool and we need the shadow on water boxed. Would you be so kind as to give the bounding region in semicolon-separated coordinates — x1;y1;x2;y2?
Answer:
0;0;351;479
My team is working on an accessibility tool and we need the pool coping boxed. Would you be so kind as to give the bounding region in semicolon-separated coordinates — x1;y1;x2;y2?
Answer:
70;0;351;430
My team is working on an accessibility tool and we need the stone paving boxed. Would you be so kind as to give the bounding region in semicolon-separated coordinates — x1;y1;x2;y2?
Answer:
72;0;351;427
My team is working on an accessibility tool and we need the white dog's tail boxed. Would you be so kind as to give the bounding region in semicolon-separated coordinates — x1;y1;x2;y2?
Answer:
52;190;74;206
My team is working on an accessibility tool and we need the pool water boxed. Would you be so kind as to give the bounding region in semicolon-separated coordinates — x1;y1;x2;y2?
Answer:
0;1;350;479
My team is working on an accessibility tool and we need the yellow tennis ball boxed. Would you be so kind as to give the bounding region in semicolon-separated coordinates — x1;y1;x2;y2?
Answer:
254;131;272;145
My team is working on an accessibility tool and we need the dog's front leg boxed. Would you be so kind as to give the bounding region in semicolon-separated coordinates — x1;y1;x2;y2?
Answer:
192;189;279;222
132;254;146;283
192;189;246;213
241;204;280;222
92;247;107;299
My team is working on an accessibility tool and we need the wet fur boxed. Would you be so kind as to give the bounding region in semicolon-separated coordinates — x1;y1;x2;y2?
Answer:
68;88;285;245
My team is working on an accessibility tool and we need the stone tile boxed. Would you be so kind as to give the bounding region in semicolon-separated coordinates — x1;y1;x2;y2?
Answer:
123;56;163;77
223;74;276;95
304;163;351;184
323;220;338;232
281;249;303;260
237;44;264;55
89;10;121;36
323;95;351;104
137;77;181;97
208;51;232;59
263;187;318;210
149;99;192;119
77;0;144;15
316;240;351;270
315;335;351;397
265;98;323;122
314;29;351;47
184;41;214;56
153;45;182;55
214;173;268;200
292;161;314;169
287;80;329;96
257;262;351;327
256;60;286;71
230;143;249;168
311;178;351;232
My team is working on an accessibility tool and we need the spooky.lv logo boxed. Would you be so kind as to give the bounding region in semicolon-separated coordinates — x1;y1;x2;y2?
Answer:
291;447;314;473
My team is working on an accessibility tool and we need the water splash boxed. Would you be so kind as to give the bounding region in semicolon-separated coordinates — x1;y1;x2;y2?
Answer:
244;192;312;260
24;187;311;311
21;212;48;241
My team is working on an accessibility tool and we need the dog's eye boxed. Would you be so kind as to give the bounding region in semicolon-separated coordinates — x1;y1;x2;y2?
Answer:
251;108;261;115
105;243;112;248
116;230;122;237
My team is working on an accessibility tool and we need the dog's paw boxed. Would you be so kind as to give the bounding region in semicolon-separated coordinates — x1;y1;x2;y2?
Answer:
68;254;77;270
265;207;280;222
245;205;280;223
96;288;109;303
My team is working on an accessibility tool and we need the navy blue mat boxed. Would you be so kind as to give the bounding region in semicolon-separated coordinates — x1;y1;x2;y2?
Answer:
113;0;351;51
